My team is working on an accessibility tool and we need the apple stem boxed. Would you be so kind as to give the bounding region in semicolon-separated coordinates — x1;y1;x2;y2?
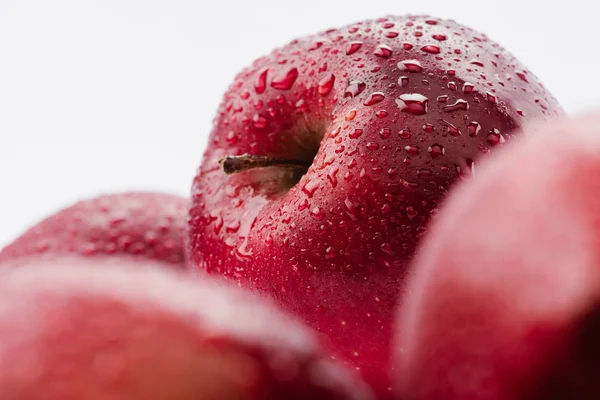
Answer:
219;154;310;175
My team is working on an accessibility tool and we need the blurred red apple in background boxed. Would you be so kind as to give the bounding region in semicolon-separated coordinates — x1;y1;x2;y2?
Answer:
0;257;373;400
396;112;600;399
187;14;563;395
0;192;188;268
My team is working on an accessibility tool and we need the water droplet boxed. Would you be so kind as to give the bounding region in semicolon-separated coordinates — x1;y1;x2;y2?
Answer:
448;81;457;91
487;128;504;146
441;120;461;136
309;41;323;51
364;92;385;106
470;59;484;67
240;91;250;100
535;98;549;110
380;128;392;139
329;126;341;137
405;145;420;155
350;128;363;139
421;44;441;54
422;123;434;133
385;31;399;38
226;131;238;145
344;80;366;98
517;109;525;116
346;41;363;55
381;22;395;29
366;142;379;151
271;67;299;90
376;110;388;118
516;70;529;83
252;113;268;129
345;109;357;121
316;304;325;312
399;76;409;87
302;180;319;197
443;99;469;113
468;122;481;136
327;166;339;187
306;285;314;294
425;19;439;25
254;68;268;94
486;92;497;104
398;59;423;73
399;127;412;139
311;206;325;221
428;144;445;158
318;73;335;95
325;246;336;260
395;94;429;115
432;33;447;41
437;95;449;103
374;44;393;58
462;83;474;94
403;42;414;50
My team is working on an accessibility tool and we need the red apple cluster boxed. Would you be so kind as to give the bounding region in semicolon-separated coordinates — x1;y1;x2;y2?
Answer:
2;13;596;400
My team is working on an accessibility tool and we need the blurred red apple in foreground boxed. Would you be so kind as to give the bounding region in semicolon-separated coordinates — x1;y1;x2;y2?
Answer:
0;192;188;268
396;112;600;399
0;256;373;400
187;14;563;395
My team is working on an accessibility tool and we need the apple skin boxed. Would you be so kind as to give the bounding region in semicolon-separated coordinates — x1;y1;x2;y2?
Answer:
0;192;188;268
187;15;563;395
395;112;600;400
0;256;373;400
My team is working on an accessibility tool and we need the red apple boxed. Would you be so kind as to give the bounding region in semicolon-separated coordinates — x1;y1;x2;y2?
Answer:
0;256;373;400
395;112;600;399
0;192;188;268
187;15;563;395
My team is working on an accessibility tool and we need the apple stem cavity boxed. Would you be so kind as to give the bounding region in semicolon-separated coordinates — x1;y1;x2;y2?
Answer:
219;154;311;175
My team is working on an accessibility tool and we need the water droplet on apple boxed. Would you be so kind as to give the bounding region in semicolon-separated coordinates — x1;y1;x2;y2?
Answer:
311;207;325;221
364;92;385;106
374;44;393;58
346;41;363;55
470;59;484;67
402;42;413;50
344;80;366;98
399;76;409;87
468;121;481;136
254;68;269;94
396;93;429;115
443;99;469;113
399;127;412;139
350;128;363;139
437;95;449;103
325;246;336;259
306;285;314;294
302;180;319;197
405;145;420;155
345;109;357;121
271;67;299;90
462;83;474;94
421;44;440;54
380;128;392;139
428;144;445;158
432;33;447;41
486;92;497;104
516;70;529;83
252;114;268;129
487;128;504;145
398;59;423;73
318;73;335;96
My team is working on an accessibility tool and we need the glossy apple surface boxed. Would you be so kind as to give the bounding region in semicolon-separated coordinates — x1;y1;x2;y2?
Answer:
188;15;563;395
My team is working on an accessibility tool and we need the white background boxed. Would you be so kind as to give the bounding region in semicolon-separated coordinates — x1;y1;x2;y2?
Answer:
0;0;597;247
